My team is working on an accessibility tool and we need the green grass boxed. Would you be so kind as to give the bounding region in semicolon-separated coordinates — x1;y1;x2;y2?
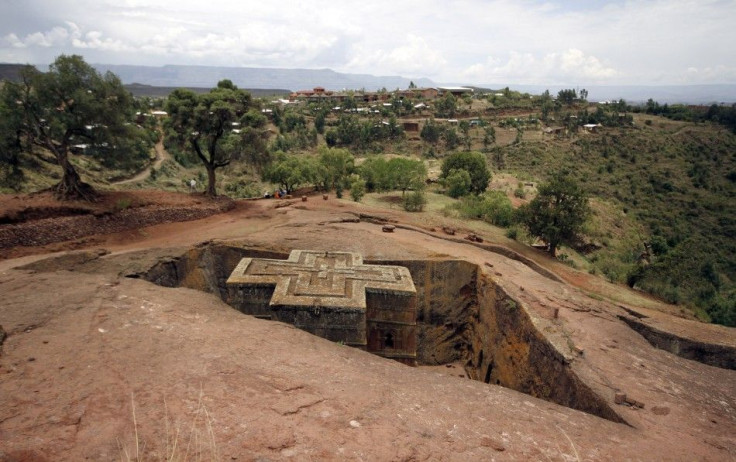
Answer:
496;116;736;325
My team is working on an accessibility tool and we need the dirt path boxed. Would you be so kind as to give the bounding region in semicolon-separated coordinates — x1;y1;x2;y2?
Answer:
113;137;169;185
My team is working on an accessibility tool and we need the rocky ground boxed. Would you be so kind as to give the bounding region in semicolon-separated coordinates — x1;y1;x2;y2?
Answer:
0;190;734;461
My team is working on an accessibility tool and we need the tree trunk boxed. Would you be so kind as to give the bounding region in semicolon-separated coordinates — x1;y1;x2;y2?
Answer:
54;149;96;201
205;164;217;197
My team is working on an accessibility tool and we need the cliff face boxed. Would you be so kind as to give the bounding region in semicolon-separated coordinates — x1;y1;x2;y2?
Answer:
138;243;622;422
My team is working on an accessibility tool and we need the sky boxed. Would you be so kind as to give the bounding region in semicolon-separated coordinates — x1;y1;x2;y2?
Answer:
1;0;735;86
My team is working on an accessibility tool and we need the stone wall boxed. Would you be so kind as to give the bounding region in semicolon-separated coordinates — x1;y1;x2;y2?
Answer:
372;259;479;365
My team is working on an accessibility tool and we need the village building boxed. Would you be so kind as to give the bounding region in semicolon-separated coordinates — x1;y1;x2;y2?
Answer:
402;121;420;132
438;86;474;97
289;86;442;104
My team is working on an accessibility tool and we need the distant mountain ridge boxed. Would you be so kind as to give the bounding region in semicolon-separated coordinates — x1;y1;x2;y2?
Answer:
92;64;436;92
0;63;26;82
123;83;290;98
3;62;735;104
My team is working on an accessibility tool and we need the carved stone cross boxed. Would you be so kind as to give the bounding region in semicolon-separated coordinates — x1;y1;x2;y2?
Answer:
226;249;418;365
226;249;415;309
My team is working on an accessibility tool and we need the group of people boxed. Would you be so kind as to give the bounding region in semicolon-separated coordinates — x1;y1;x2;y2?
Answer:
264;189;289;199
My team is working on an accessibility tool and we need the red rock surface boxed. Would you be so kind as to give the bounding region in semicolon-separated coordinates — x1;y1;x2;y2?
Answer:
1;191;735;461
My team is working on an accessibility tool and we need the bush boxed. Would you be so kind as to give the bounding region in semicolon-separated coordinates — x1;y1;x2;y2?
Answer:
403;191;427;212
480;191;514;227
115;198;132;211
440;151;491;195
444;169;472;198
224;181;262;199
456;191;514;227
350;177;366;202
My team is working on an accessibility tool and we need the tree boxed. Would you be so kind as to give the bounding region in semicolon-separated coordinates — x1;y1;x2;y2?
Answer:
234;126;271;172
0;92;24;190
540;90;554;123
557;89;577;106
440;151;491;195
403;190;427;212
388;157;427;196
420;119;442;144
482;126;496;151
349;176;366;202
514;126;524;144
462;94;473;110
443;127;461;151
1;54;135;199
317;146;354;193
436;92;457;118
517;172;591;257
359;157;393;192
459;120;472;150
444;169;472;198
314;110;327;134
262;152;315;192
166;80;254;196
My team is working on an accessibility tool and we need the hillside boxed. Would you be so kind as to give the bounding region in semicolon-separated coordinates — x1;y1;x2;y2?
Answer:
2;77;734;326
473;83;736;104
0;63;25;82
496;115;736;324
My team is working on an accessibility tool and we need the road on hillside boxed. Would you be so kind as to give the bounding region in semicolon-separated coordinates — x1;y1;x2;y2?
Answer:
113;137;170;185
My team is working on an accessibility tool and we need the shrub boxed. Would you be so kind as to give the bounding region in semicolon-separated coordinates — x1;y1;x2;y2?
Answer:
479;191;514;227
115;198;132;211
350;177;366;202
444;169;472;198
457;191;514;227
403;190;427;212
439;151;491;195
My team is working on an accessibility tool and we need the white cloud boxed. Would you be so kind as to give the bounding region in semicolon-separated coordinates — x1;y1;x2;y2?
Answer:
3;33;25;48
683;65;736;84
462;49;618;84
3;26;70;48
72;30;132;52
0;0;734;85
347;34;447;77
559;49;618;80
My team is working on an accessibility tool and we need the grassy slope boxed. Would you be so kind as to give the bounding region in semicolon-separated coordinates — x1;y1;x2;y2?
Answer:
497;114;736;323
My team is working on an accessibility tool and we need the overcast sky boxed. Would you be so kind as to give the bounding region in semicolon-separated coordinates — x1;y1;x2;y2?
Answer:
1;0;735;86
